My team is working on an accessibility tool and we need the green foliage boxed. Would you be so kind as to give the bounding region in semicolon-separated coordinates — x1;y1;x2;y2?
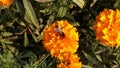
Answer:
0;43;20;68
0;0;120;68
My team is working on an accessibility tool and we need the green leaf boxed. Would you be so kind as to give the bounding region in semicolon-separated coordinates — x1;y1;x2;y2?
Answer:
27;27;38;42
33;53;50;67
114;0;120;9
24;10;32;24
35;0;54;3
7;45;18;56
95;54;102;62
0;25;4;30
1;39;13;44
82;64;92;68
24;31;29;47
57;7;68;18
0;55;6;62
21;51;34;58
0;5;6;10
2;32;13;37
73;0;85;9
82;50;98;64
15;0;25;16
23;0;39;28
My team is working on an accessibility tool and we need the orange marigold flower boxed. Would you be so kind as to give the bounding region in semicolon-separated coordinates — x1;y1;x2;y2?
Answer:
57;52;82;68
94;9;120;47
42;20;79;57
0;0;13;7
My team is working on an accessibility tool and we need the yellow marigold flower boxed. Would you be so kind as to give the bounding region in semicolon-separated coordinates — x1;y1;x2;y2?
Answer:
57;52;82;68
42;20;79;57
94;9;120;47
0;0;13;7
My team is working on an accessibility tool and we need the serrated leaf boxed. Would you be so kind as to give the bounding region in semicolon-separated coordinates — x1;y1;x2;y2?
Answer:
73;0;85;9
24;31;29;47
2;32;13;37
23;0;39;28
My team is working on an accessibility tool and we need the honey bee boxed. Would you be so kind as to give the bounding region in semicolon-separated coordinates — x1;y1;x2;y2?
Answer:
54;23;65;37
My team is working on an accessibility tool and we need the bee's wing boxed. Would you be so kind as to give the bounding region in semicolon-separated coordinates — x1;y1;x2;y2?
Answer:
54;28;60;33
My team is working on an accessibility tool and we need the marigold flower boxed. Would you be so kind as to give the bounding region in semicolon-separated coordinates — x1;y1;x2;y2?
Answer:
94;9;120;47
57;52;82;68
42;20;79;57
0;0;13;7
